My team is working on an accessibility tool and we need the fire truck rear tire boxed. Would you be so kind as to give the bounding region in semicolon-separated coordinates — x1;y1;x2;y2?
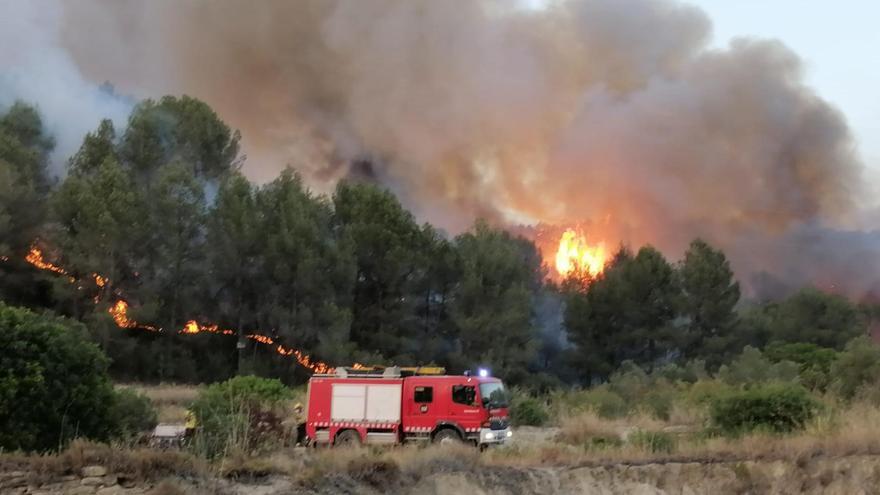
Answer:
432;428;463;445
334;429;362;447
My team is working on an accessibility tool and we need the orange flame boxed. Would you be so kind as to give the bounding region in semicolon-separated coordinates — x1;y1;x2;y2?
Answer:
555;229;608;278
26;247;65;274
24;244;350;373
26;247;75;282
109;299;159;332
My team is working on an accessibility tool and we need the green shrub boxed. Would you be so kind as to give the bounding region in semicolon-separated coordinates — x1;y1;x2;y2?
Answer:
764;342;838;391
830;337;880;400
629;430;676;454
511;395;549;426
685;379;732;406
578;388;629;418
607;362;651;401
0;303;116;451
709;383;819;435
717;347;800;386
110;388;158;441
656;360;709;384
190;375;292;458
606;363;678;420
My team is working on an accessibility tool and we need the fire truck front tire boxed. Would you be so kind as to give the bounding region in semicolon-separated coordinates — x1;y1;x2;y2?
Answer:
432;428;463;445
334;429;362;447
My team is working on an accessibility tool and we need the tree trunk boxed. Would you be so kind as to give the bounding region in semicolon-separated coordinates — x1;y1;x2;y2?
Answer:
236;280;249;375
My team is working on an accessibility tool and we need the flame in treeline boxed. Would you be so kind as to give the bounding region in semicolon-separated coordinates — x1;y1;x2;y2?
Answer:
554;229;608;278
23;246;347;374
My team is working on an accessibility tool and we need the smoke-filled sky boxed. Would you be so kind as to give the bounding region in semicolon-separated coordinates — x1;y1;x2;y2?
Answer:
694;0;880;171
2;0;879;298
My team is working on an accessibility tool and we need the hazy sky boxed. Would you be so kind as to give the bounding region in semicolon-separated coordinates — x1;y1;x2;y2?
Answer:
691;0;880;169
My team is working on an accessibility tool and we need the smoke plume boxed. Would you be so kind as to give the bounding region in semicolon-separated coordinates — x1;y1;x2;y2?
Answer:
4;0;878;297
0;0;132;166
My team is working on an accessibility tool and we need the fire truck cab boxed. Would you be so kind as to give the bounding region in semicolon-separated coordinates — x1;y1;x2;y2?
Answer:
304;367;511;447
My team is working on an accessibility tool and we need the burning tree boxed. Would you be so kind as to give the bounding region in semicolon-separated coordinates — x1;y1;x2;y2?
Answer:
564;246;679;381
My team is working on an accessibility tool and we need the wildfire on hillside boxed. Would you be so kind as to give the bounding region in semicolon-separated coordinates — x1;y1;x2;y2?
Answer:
555;229;608;278
23;245;348;374
530;224;610;281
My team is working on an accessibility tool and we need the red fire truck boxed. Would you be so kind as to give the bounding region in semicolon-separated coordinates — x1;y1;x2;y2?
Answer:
304;366;511;447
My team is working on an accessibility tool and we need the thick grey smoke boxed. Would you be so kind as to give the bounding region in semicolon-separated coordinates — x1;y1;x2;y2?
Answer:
0;0;132;169
3;0;878;297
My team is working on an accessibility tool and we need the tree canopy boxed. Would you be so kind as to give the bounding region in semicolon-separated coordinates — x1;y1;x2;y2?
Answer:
0;95;871;388
0;303;116;451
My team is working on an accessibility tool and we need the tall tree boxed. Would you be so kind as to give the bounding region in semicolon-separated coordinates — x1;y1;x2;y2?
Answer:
68;119;117;176
139;161;207;331
332;181;430;362
565;245;678;382
256;170;356;372
408;225;460;365
51;155;143;316
207;172;260;373
0;102;55;305
752;287;865;350
120;96;240;182
678;239;741;367
450;221;542;383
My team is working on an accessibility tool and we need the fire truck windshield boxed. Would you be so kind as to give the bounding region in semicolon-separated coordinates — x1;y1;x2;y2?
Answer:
479;382;510;408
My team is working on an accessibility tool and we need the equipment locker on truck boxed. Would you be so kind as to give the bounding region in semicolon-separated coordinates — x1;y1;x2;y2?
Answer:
304;366;511;447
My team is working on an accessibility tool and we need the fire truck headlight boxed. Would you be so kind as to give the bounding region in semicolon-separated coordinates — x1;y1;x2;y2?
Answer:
506;430;513;438
478;368;489;378
484;432;494;440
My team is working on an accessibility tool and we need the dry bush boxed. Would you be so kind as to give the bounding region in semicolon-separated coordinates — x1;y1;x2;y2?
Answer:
665;402;707;427
148;480;188;495
218;448;306;479
157;405;188;423
492;401;880;468
387;444;480;475
120;384;202;407
296;444;480;488
297;447;400;488
556;410;622;446
556;410;666;447
485;442;584;467
118;384;202;424
0;439;205;484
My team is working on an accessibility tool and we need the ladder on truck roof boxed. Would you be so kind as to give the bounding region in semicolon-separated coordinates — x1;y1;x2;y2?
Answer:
319;365;446;378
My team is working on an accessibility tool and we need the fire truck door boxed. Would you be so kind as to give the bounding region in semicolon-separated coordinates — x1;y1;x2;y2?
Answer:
449;383;480;422
405;382;436;432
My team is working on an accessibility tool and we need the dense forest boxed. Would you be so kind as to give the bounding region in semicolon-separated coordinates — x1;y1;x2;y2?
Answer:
0;96;873;387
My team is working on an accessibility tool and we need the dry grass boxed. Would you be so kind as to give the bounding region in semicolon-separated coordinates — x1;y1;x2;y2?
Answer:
5;401;880;489
119;383;202;406
0;440;206;484
296;447;401;488
487;401;880;468
296;443;480;487
147;480;188;495
117;383;203;423
556;409;667;446
217;448;306;479
665;402;708;427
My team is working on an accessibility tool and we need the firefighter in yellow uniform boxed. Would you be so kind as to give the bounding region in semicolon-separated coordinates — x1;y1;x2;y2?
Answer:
184;408;198;440
293;403;307;446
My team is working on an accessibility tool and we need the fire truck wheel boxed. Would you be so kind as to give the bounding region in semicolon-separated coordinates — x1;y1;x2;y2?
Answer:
432;428;463;445
334;429;362;447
